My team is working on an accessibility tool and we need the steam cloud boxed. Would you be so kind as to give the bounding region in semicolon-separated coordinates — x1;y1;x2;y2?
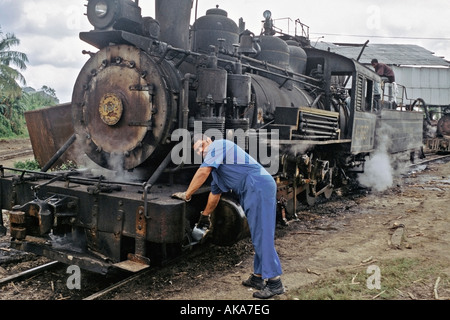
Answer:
358;151;393;192
357;124;394;192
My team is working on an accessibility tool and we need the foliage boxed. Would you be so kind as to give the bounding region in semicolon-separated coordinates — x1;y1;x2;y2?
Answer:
0;26;29;138
0;26;28;99
20;87;59;111
53;160;78;171
0;26;61;139
0;95;26;136
13;159;41;171
13;159;77;172
1;86;60;138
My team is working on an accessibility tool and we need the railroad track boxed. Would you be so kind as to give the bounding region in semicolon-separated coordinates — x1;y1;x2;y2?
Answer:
0;148;34;161
0;240;209;300
0;262;140;300
0;253;206;300
410;152;450;166
0;256;134;300
0;261;61;286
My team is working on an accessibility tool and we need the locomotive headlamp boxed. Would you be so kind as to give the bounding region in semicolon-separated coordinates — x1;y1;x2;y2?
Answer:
262;10;274;35
94;1;108;18
87;0;117;29
86;0;142;31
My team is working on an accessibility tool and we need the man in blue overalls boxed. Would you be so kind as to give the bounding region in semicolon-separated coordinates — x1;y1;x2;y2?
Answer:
173;133;284;299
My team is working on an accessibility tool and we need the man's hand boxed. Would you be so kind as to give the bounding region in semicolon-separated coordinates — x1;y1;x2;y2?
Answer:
171;191;191;202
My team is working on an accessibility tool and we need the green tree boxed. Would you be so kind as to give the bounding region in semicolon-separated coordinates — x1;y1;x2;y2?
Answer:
0;26;29;137
0;95;26;136
21;86;59;111
0;26;29;99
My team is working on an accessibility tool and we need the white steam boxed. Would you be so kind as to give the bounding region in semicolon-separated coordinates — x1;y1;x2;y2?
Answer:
358;151;393;192
357;124;394;192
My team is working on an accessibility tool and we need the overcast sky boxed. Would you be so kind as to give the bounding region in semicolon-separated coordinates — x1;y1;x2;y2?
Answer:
1;0;449;103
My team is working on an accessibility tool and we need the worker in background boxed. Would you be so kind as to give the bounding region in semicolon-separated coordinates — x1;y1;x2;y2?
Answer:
172;133;284;299
371;59;395;83
371;59;398;106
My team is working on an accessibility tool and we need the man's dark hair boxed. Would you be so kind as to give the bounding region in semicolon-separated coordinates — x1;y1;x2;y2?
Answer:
371;59;378;64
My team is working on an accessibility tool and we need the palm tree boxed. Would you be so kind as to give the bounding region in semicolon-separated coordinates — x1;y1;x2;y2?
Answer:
0;26;29;99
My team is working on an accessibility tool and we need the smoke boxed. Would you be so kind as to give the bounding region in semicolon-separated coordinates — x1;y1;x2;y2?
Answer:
357;124;394;192
70;138;140;183
358;151;393;192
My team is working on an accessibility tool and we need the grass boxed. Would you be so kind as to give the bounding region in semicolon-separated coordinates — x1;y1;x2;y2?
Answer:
287;258;450;300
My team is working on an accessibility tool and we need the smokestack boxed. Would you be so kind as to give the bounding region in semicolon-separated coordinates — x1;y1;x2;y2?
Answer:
155;0;193;50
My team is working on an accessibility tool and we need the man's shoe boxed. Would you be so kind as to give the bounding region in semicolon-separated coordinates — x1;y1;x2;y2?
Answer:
242;274;265;290
253;278;285;299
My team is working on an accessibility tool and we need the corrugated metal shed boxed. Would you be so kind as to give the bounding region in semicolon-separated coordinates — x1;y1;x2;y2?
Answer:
394;66;450;105
315;42;450;66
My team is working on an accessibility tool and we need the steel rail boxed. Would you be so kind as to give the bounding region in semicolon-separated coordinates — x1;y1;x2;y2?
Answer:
0;261;61;286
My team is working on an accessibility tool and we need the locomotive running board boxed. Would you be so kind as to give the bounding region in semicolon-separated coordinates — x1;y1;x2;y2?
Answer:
113;259;150;273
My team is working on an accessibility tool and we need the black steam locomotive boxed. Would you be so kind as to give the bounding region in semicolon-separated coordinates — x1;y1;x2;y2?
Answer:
0;0;423;274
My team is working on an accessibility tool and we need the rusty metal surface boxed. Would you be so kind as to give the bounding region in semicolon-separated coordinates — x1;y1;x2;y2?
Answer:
437;114;450;137
24;103;75;169
71;44;180;170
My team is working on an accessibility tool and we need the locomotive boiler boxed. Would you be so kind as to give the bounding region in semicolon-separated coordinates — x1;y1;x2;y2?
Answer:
0;0;424;274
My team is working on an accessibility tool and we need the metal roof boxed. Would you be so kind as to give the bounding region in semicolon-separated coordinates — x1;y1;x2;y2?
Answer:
314;42;450;67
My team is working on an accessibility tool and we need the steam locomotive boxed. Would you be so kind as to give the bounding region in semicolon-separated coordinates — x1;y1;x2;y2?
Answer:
0;0;424;274
424;104;450;153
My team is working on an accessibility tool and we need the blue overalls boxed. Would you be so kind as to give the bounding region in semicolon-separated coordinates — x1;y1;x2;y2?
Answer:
200;140;282;279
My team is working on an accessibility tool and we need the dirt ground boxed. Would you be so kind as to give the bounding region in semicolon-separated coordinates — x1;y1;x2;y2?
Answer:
0;138;34;168
1;138;449;302
105;156;449;301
